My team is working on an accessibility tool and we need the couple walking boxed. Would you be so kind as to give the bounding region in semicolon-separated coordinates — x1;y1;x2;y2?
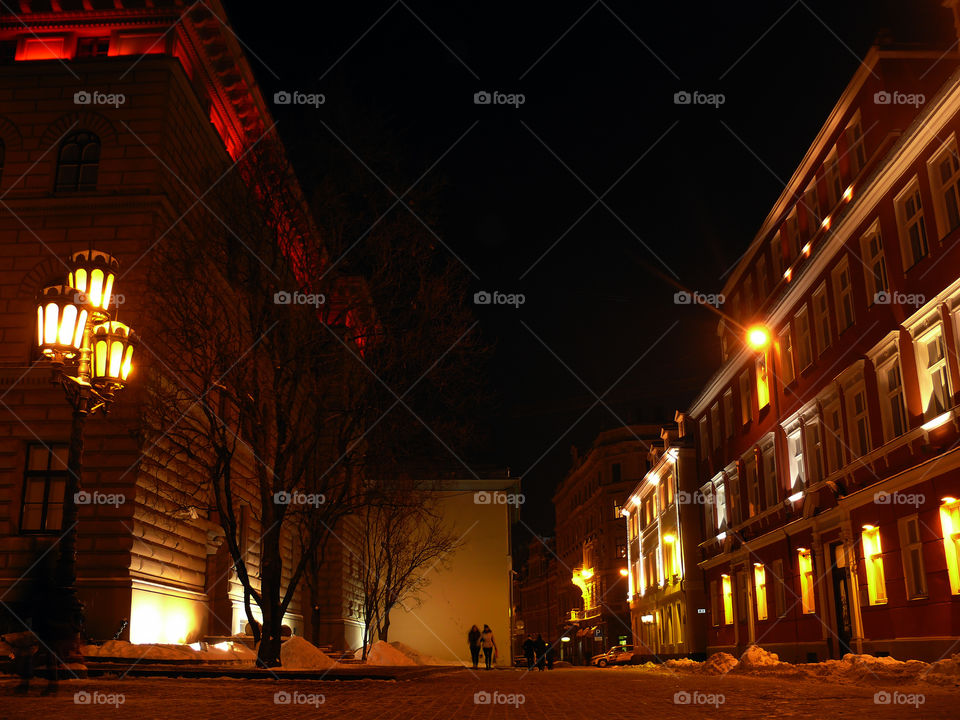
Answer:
522;634;550;670
467;624;497;669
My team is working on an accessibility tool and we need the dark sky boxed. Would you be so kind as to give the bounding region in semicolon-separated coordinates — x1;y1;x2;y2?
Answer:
226;1;951;536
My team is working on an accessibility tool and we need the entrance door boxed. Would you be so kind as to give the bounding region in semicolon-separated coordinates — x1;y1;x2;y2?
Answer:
830;542;852;657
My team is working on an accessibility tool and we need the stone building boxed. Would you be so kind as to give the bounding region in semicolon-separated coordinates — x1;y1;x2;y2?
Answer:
0;0;313;645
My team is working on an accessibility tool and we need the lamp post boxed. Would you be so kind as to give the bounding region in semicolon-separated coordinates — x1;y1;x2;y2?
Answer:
35;249;136;648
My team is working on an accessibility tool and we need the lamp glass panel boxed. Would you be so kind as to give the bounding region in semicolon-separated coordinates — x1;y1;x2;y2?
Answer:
94;340;107;377
109;340;123;378
73;309;87;347
89;269;104;308
44;304;59;345
36;307;43;346
121;345;133;380
57;304;77;345
102;274;115;309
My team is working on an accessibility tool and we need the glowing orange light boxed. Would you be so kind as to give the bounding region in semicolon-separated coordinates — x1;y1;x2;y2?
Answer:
746;325;771;351
843;186;853;202
619;568;629;577
784;268;792;281
802;242;812;256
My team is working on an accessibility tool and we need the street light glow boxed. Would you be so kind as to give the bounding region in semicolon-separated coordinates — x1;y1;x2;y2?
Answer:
746;325;771;351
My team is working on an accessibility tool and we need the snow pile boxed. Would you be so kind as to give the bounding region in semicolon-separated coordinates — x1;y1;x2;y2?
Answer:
81;640;255;663
279;636;338;670
702;652;738;675
738;644;781;669
663;657;699;670
811;653;927;683
388;641;446;666
357;640;416;666
926;654;960;684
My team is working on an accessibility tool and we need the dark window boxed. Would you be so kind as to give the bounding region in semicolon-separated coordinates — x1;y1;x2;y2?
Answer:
20;444;69;534
55;131;100;191
611;463;621;483
616;541;627;558
76;37;110;58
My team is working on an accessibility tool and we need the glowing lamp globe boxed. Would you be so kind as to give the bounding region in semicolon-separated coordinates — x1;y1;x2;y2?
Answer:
68;249;119;314
91;321;136;386
746;325;771;351
36;285;87;361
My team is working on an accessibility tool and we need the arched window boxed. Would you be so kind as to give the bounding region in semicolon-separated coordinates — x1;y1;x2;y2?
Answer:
55;131;100;191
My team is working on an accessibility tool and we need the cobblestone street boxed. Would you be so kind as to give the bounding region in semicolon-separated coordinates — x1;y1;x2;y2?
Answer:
1;666;958;719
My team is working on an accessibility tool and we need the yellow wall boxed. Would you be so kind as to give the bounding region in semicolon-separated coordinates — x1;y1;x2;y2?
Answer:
387;489;513;663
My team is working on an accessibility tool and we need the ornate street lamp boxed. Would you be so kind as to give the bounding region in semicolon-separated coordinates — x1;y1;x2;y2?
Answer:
34;249;136;653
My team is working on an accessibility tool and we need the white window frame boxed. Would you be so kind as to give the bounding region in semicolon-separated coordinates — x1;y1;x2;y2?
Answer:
760;433;778;508
860;221;888;305
812;282;831;356
898;514;927;600
894;177;929;270
916;324;952;419
832;257;855;334
796;306;813;371
786;422;805;492
926;134;960;238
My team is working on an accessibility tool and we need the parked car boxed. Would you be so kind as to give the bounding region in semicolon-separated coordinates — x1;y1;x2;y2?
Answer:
591;645;635;667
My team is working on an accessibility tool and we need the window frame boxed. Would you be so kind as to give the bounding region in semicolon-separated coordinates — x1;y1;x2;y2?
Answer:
19;443;69;535
894;177;929;271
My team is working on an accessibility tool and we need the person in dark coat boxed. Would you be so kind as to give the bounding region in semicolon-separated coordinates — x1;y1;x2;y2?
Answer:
467;625;482;669
522;634;536;669
534;634;547;671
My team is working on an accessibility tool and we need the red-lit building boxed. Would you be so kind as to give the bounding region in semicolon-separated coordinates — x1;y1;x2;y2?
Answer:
691;21;960;662
0;0;324;646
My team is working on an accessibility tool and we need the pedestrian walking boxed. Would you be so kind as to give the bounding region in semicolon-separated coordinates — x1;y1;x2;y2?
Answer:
522;634;536;669
467;625;482;669
534;634;547;671
479;624;497;669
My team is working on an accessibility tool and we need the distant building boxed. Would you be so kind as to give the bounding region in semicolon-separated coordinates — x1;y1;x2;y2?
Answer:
690;22;960;662
516;535;559;652
623;415;707;660
551;425;661;663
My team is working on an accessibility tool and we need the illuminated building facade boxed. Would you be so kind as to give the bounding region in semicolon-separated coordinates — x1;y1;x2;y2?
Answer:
623;417;707;660
691;23;960;662
0;1;312;645
551;425;660;662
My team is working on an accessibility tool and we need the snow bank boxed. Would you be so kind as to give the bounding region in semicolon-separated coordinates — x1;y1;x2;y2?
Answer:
388;641;447;666
738;645;781;669
702;652;738;675
357;640;416;666
280;636;338;670
926;653;960;684
812;653;928;682
80;640;255;663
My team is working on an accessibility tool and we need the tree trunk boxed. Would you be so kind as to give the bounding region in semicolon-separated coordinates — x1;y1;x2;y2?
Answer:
378;613;391;642
256;522;284;667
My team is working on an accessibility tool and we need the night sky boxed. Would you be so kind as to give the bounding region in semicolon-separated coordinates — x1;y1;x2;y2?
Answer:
227;1;950;536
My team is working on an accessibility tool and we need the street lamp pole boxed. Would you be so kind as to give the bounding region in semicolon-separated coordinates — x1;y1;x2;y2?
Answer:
35;250;136;657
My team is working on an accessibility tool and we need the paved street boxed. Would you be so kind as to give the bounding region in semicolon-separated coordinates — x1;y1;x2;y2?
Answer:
1;665;957;719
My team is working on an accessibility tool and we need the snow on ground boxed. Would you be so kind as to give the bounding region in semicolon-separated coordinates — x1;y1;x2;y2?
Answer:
279;636;338;671
81;640;255;663
355;641;417;666
388;641;461;666
634;646;960;686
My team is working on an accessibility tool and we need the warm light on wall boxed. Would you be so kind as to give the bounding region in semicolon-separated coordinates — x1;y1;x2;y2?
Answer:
843;185;853;202
940;498;960;595
721;574;734;624
802;242;812;256
861;525;887;604
797;549;815;613
783;268;792;281
922;411;953;432
820;216;831;230
130;588;201;644
648;473;659;486
753;563;768;621
788;491;804;504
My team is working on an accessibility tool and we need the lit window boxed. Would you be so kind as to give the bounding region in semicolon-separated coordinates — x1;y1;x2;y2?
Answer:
744;451;759;517
898;515;927;600
753;564;768;620
715;478;727;532
861;225;889;304
895;179;929;269
832;259;855;333
797;548;815;613
796;307;813;370
756;354;770;410
739;370;753;426
919;330;951;417
787;428;805;491
940;497;960;595
929;140;960;236
861;525;887;605
721;574;734;624
778;325;795;385
812;283;831;356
